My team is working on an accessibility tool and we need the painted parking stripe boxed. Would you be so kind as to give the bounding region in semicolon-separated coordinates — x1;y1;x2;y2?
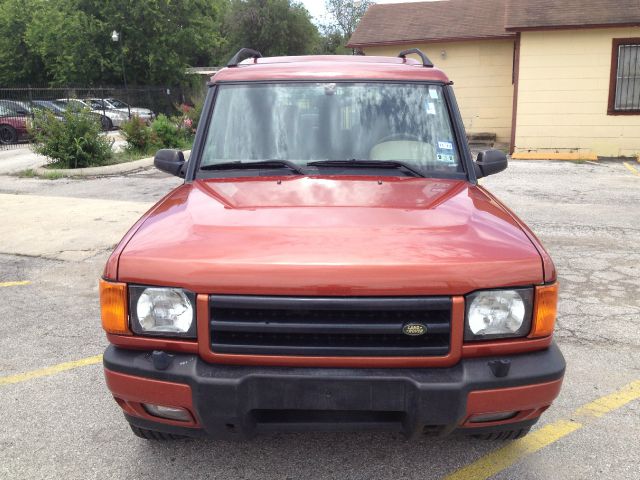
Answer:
623;162;640;176
444;380;640;480
0;280;31;288
0;354;103;386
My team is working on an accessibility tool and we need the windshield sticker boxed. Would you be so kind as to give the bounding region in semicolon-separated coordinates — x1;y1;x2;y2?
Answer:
438;141;453;150
429;87;439;99
426;102;436;115
436;152;456;164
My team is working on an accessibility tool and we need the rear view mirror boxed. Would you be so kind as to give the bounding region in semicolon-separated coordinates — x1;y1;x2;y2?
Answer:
154;149;186;178
474;149;508;178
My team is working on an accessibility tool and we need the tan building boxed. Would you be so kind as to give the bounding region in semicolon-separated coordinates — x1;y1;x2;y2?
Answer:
348;0;640;159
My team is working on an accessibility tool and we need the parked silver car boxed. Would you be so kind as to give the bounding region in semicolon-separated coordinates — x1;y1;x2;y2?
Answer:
56;98;127;130
88;98;155;124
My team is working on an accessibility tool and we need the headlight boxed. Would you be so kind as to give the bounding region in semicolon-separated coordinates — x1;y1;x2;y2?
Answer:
129;286;196;337
465;288;533;341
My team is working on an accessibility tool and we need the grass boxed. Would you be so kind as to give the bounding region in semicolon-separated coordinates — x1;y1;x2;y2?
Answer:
17;168;65;180
107;138;193;165
98;136;193;166
18;169;37;178
17;136;194;179
40;145;167;169
110;148;159;164
42;170;65;180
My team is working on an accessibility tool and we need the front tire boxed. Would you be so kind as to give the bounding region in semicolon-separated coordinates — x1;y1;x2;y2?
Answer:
472;426;531;440
130;424;186;441
0;124;18;144
101;116;113;131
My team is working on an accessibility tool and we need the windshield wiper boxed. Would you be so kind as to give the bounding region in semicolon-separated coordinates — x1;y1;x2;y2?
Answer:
307;159;424;178
201;160;305;175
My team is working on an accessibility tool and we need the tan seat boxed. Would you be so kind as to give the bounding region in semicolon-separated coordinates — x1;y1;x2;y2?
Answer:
369;140;436;168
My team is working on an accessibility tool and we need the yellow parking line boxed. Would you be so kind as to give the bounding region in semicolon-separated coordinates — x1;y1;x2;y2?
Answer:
0;354;103;386
573;380;640;419
623;162;640;176
0;280;31;288
444;421;580;480
444;380;640;480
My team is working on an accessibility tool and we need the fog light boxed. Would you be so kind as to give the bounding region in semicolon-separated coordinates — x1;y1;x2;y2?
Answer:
143;403;191;422
469;411;518;423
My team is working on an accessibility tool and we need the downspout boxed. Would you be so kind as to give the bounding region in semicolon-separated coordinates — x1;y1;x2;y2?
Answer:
510;32;521;155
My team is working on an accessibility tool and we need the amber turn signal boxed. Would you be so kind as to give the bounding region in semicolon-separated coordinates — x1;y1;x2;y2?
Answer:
99;279;130;335
529;283;558;338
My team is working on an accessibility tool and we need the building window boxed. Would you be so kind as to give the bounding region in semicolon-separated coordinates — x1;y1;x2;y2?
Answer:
608;38;640;115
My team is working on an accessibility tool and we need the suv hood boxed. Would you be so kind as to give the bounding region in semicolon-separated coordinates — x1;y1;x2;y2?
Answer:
117;177;543;296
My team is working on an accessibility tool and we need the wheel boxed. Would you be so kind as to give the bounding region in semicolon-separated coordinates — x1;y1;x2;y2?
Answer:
130;424;186;440
472;427;531;440
0;124;18;145
101;116;113;131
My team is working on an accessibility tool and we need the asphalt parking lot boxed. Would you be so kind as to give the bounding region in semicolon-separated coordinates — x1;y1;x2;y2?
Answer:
0;159;638;479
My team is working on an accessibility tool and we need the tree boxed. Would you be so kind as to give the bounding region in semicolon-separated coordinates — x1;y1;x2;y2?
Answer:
315;30;347;55
316;0;372;54
85;0;228;85
224;0;319;59
0;0;228;86
25;1;106;86
0;0;48;85
324;0;372;39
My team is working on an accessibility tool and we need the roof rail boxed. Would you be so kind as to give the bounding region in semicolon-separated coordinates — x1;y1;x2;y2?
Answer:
397;48;433;68
227;48;263;67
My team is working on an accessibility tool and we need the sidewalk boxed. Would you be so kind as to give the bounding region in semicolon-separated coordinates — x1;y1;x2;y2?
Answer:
0;131;126;175
0;146;46;175
0;192;150;261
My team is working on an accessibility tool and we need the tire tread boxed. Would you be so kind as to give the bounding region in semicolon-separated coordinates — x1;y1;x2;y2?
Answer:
472;427;531;441
130;424;185;441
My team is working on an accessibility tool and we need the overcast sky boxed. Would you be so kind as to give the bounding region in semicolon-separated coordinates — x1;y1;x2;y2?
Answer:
300;0;432;23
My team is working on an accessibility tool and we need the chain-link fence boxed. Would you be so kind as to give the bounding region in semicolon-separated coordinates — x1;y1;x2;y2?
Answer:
0;85;199;150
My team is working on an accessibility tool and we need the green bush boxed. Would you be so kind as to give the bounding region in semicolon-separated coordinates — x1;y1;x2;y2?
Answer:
151;114;184;149
182;101;203;133
122;113;194;154
121;116;156;153
30;109;112;168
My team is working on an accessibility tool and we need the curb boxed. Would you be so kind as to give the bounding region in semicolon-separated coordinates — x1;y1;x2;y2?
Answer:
34;150;190;177
511;152;599;161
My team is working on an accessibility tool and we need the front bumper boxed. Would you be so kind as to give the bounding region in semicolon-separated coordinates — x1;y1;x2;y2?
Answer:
103;343;565;439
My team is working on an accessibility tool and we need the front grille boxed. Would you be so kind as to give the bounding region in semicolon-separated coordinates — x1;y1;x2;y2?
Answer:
209;296;452;356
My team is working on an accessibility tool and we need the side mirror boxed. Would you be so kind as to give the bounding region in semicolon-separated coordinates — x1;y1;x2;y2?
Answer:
474;149;508;178
154;149;186;178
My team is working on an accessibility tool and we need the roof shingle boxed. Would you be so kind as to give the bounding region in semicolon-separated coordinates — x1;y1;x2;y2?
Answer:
348;0;640;48
505;0;640;30
347;0;513;48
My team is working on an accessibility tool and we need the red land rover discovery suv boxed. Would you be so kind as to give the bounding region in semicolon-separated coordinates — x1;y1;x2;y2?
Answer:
100;48;564;441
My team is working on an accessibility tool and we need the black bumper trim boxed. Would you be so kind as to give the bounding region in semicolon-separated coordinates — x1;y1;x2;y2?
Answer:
104;342;565;439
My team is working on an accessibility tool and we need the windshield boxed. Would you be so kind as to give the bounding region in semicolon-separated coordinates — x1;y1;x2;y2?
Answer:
107;98;128;108
0;105;14;116
55;99;87;112
88;99;106;109
36;101;65;114
200;83;463;178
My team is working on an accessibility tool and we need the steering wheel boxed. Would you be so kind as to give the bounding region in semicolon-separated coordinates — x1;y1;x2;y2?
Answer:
375;132;422;144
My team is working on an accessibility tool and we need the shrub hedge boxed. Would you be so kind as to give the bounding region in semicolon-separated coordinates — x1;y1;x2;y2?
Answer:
30;109;113;169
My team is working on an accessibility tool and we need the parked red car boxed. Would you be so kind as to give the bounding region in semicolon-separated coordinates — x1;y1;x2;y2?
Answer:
100;49;564;441
0;104;29;144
